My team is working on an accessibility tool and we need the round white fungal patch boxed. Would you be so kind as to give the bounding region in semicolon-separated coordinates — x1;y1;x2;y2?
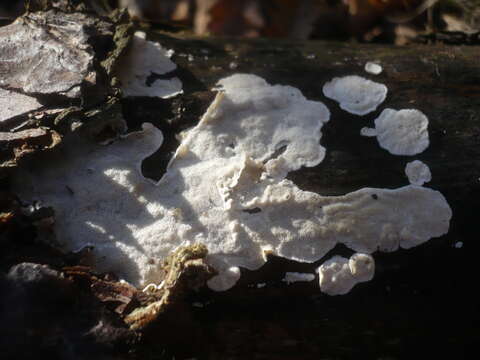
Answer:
364;62;383;75
318;256;353;295
318;253;375;295
322;75;387;115
348;253;374;282
405;160;431;186
374;108;429;155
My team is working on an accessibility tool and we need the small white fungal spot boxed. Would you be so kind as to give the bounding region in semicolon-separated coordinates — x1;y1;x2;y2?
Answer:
318;253;374;295
365;62;383;75
374;108;429;155
348;253;374;282
256;282;266;288
360;127;377;137
282;272;315;284
322;75;387;115
454;241;463;249
405;160;432;186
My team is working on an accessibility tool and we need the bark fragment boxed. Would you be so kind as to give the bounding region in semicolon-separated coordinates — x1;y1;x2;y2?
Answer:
0;7;133;171
0;127;61;167
0;10;106;98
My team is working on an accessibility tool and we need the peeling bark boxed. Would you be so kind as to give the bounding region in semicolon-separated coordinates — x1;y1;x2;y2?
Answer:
0;7;132;173
0;10;108;99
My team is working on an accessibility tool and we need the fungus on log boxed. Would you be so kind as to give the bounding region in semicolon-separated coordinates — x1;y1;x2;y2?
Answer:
1;7;480;359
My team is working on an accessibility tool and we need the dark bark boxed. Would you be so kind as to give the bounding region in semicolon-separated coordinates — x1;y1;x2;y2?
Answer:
2;16;480;358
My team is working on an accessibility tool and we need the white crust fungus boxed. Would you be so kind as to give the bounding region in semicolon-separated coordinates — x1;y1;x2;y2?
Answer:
364;62;383;75
318;256;352;295
373;108;429;155
117;31;182;98
322;75;387;115
405;160;431;186
348;253;375;282
15;74;452;293
282;272;316;284
318;253;374;295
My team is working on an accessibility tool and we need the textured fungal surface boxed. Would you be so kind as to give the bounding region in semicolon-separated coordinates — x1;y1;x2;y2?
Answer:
117;31;183;98
15;74;452;293
370;108;430;155
322;75;387;115
318;253;374;295
405;160;431;185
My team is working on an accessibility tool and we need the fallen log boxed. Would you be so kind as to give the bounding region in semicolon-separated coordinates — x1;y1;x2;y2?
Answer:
120;34;480;358
1;8;480;358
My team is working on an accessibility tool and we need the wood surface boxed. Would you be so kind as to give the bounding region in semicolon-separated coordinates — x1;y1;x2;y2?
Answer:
2;23;479;358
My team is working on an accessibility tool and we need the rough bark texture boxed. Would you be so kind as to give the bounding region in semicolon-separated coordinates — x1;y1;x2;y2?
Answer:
2;21;480;359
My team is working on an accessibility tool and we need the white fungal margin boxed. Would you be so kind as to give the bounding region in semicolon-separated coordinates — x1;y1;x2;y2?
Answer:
117;31;183;98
